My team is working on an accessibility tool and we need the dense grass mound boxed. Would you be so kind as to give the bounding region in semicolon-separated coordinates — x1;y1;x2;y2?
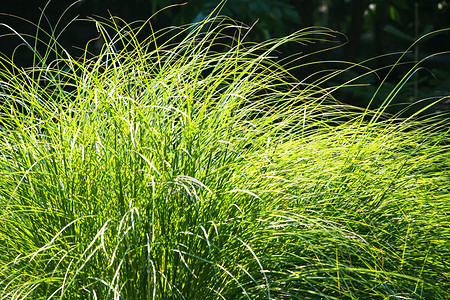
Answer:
1;13;449;299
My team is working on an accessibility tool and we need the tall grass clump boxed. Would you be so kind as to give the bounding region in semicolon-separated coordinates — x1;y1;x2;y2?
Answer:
1;8;449;299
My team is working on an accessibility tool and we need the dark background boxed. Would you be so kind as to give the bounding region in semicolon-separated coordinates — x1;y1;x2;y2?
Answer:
1;0;449;114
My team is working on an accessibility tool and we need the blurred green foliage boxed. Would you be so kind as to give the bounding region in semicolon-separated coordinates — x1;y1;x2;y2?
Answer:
2;0;448;64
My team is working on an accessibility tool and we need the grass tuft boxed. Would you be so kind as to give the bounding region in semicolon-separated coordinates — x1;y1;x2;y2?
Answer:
1;10;449;299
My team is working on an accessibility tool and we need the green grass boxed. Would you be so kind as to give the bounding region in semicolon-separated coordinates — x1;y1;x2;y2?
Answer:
1;11;449;299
